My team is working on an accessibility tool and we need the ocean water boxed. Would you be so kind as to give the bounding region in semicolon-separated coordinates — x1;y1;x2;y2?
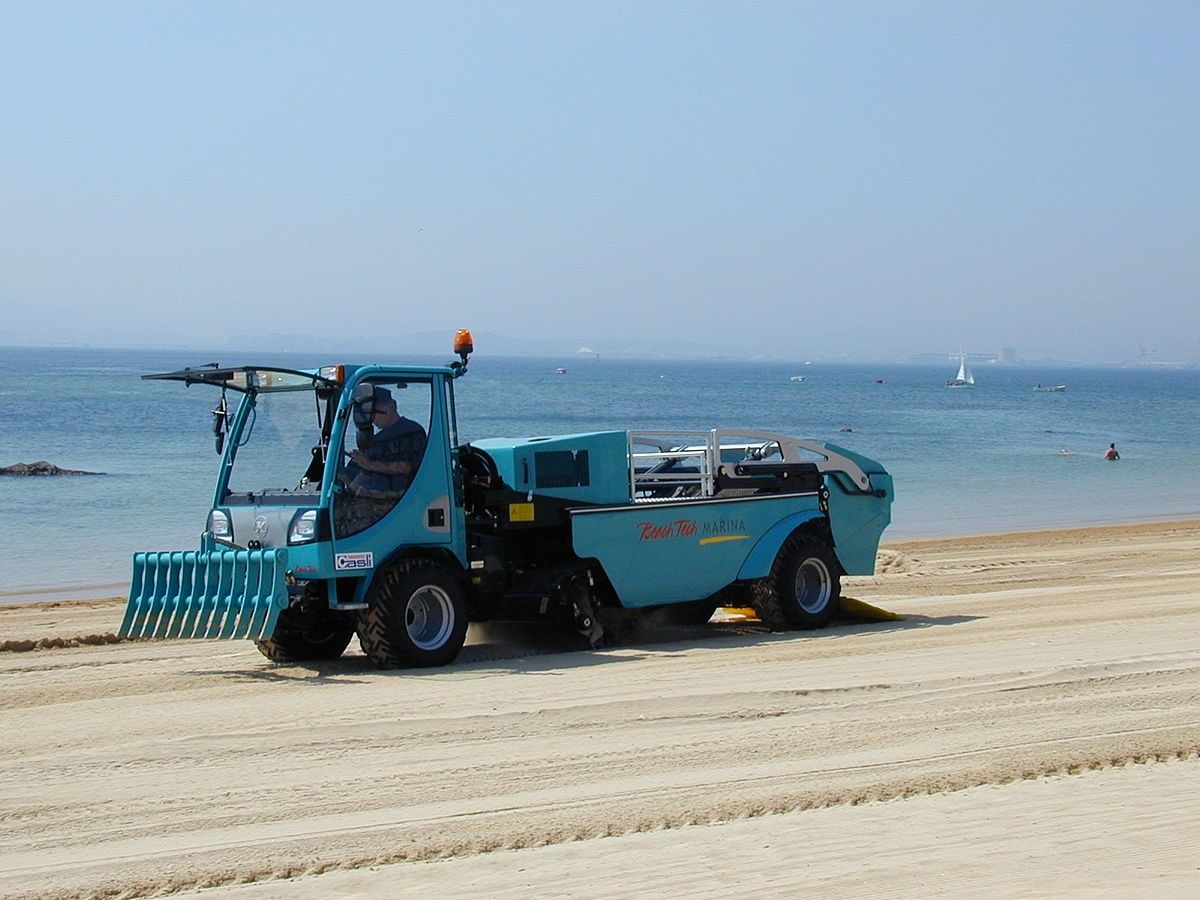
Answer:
1;346;1197;595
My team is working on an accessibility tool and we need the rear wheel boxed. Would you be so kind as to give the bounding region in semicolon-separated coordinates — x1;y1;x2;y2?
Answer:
752;535;840;631
356;559;468;668
256;602;354;662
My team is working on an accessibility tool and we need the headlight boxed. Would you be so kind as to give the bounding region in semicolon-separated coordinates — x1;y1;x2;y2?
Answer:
288;509;320;544
208;509;231;538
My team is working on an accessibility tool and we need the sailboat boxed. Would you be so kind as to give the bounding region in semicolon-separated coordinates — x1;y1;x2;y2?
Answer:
946;351;975;388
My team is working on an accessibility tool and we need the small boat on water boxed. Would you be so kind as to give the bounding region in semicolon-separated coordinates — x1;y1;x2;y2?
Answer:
555;368;567;375
1033;384;1066;392
946;351;975;388
789;375;805;382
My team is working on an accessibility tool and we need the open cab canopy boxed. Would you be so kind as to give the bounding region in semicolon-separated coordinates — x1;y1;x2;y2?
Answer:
143;364;342;393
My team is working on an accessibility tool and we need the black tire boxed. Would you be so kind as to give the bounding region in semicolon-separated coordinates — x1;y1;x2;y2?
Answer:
356;558;468;668
256;603;354;662
751;534;840;631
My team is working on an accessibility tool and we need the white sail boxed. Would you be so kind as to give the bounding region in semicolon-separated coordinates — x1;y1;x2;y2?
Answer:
959;354;974;385
947;350;975;387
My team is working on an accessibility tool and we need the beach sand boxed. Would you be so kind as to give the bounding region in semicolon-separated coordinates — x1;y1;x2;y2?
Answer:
1;520;1197;898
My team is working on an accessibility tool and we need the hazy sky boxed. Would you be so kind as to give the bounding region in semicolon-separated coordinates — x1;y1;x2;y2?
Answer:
2;2;1197;362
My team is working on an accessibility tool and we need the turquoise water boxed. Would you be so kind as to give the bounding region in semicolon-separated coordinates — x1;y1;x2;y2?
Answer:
1;347;1197;594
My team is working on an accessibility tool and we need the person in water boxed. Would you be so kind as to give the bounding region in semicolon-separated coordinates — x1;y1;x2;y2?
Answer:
1103;443;1120;461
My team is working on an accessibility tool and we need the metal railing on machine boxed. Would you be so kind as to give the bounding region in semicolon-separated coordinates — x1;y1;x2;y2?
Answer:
627;429;875;502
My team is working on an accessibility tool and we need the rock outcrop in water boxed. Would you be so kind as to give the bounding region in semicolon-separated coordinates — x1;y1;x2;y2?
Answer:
0;461;104;476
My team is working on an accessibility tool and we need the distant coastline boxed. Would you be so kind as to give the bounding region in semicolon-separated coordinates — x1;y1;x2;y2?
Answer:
2;342;1196;369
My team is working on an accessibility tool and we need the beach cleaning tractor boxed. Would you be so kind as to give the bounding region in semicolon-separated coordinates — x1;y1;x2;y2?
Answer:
119;332;894;667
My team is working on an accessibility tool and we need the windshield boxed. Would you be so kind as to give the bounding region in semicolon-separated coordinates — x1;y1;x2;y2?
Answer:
226;390;330;501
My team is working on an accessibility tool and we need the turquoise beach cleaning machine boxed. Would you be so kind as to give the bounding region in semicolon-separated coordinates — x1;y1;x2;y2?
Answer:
119;332;894;668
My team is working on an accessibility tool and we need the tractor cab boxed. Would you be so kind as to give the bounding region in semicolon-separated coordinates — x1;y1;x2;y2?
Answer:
140;362;457;550
123;334;475;645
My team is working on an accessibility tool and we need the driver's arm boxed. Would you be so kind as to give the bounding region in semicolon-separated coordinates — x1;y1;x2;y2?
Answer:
347;450;412;475
369;458;413;475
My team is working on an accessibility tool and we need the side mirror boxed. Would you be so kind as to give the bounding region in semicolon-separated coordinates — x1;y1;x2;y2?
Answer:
211;394;228;455
351;382;376;449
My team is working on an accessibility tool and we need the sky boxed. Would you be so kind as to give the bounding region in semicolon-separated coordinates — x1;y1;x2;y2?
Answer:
1;1;1198;363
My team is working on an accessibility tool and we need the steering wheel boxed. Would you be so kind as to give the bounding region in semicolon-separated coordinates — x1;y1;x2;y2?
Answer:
460;446;500;488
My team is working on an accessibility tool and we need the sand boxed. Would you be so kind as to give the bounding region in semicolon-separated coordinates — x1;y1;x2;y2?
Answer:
1;520;1197;898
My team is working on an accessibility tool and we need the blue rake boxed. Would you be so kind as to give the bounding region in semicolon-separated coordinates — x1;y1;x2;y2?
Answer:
120;549;290;641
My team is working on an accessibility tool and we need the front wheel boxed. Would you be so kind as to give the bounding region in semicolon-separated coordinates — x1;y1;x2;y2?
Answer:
356;559;469;668
752;535;840;631
256;603;355;662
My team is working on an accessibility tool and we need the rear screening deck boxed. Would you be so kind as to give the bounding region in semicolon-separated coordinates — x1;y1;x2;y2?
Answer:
120;549;290;640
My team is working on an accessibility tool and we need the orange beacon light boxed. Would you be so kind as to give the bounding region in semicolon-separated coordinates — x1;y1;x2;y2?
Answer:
453;329;474;360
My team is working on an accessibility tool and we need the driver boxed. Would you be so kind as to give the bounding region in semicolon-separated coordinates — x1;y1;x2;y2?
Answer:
346;386;427;495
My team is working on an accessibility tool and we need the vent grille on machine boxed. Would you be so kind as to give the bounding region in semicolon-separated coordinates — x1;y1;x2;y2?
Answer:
534;450;590;489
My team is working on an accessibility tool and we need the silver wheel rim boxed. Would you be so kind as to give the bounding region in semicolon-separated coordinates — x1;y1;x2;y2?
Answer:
405;584;454;650
793;557;832;614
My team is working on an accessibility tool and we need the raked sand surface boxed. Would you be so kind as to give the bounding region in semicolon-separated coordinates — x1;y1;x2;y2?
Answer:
1;520;1198;898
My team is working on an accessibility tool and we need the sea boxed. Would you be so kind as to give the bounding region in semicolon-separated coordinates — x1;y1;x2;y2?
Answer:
2;346;1198;598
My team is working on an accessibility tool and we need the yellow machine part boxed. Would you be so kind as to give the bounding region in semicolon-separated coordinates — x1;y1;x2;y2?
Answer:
721;607;759;620
720;597;903;622
837;596;905;621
